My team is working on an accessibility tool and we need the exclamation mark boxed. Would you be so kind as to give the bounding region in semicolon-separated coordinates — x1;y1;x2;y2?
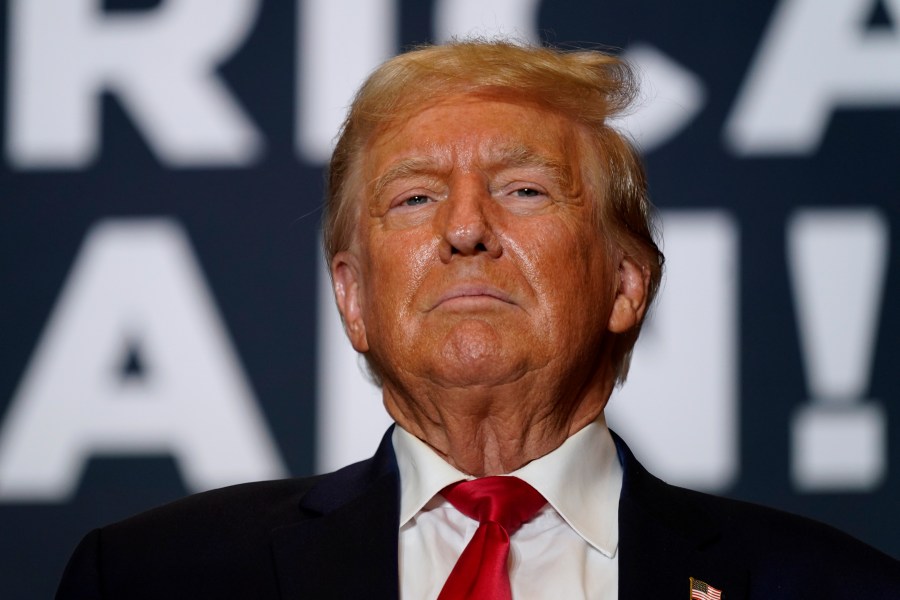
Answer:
788;208;889;491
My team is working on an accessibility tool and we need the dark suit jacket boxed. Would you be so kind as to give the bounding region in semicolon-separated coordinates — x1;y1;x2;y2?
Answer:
57;429;900;599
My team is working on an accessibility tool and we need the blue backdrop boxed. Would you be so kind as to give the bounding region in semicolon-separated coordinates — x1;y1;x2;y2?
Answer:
1;1;898;597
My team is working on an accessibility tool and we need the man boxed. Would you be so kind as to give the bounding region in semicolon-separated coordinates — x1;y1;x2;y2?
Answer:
58;40;898;599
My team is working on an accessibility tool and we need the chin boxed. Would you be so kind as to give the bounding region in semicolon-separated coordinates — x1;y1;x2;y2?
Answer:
433;359;526;388
430;321;528;387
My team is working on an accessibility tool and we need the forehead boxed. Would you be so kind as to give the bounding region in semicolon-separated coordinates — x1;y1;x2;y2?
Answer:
364;94;584;177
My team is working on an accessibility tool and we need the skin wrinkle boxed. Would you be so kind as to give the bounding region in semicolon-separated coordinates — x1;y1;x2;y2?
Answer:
371;150;576;221
332;93;648;476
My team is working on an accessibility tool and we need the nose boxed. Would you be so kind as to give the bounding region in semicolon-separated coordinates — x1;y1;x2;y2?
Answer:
438;181;502;262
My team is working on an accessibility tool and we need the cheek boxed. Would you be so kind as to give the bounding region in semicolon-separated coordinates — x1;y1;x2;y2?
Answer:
529;224;612;326
522;217;604;285
363;230;438;319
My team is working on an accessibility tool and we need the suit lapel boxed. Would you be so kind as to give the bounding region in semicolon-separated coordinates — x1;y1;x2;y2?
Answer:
269;428;750;599
271;429;401;599
613;432;750;599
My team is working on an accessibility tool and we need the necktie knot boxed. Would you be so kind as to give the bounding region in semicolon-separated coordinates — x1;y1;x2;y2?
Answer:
442;476;546;535
437;477;546;600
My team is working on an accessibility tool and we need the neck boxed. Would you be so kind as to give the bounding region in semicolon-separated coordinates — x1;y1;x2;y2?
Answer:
382;370;614;476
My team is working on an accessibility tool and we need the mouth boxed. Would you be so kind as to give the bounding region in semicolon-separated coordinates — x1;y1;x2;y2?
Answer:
430;284;515;311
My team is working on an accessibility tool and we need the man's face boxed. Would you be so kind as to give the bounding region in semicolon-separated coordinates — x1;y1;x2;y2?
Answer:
333;94;636;394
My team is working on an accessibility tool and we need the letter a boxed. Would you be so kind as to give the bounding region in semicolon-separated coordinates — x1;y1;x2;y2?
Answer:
0;219;286;502
726;0;900;155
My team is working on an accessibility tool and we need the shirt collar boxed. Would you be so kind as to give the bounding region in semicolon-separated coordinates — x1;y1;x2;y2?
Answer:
392;415;622;558
393;426;470;526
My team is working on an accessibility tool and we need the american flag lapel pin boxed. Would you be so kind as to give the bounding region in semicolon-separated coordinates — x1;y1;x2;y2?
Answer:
690;577;723;600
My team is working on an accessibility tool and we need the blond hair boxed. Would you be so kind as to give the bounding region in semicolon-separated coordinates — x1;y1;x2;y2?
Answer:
324;40;664;384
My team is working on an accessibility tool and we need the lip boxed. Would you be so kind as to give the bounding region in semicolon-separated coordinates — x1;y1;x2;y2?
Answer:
429;283;514;311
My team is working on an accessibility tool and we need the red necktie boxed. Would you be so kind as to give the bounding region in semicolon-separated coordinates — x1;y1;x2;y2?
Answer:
437;476;546;600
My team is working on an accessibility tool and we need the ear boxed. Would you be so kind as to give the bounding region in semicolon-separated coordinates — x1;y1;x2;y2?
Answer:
607;257;650;334
331;251;369;352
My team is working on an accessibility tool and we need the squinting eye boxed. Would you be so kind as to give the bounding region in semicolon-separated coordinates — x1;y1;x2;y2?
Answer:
513;188;542;197
403;195;430;206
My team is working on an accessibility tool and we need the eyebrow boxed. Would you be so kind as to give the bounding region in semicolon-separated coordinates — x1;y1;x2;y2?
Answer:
370;156;446;202
483;142;580;195
484;143;572;183
370;142;579;201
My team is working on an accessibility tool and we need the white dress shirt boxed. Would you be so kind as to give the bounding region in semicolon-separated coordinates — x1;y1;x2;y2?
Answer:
393;416;622;599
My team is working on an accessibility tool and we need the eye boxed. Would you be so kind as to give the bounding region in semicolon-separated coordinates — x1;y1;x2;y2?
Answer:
495;180;554;214
513;187;542;198
402;195;431;206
